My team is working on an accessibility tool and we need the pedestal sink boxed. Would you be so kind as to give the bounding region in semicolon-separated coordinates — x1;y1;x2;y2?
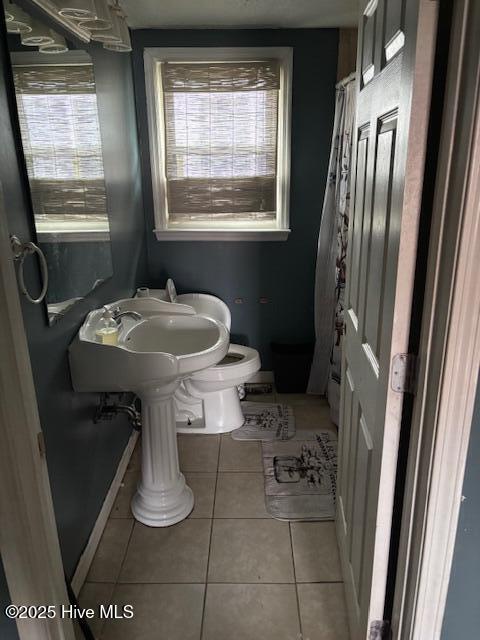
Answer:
69;298;229;526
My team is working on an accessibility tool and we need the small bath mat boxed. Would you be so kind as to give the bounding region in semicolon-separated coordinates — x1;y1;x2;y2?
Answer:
231;403;295;441
262;430;337;521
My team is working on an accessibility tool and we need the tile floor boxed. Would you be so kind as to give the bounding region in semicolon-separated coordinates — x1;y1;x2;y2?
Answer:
79;393;349;640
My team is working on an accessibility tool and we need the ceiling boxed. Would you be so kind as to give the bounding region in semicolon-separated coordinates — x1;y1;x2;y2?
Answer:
120;0;358;29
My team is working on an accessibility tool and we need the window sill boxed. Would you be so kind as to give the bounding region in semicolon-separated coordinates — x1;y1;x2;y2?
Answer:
153;228;291;242
37;229;110;243
36;219;110;243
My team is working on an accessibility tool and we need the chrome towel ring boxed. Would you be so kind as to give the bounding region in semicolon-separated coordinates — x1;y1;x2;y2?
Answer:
10;235;48;304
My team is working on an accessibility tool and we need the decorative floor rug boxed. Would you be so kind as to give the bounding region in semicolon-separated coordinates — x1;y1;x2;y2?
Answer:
262;430;337;521
231;403;295;441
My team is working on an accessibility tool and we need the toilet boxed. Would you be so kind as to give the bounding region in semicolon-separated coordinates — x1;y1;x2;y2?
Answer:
136;281;261;434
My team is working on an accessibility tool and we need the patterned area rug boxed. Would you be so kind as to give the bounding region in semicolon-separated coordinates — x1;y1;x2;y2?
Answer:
231;403;295;441
262;430;337;521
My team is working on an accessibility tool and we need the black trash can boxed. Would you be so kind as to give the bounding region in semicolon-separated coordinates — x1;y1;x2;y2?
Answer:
271;342;314;393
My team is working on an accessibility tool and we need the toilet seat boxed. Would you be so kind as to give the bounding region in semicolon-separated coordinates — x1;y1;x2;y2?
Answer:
191;344;259;383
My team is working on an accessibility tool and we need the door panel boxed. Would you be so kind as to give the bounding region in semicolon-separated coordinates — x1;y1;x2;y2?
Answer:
364;117;397;359
384;0;406;62
362;12;377;84
349;128;369;321
351;412;373;597
336;0;436;638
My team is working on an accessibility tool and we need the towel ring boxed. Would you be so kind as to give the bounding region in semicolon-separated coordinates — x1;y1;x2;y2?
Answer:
10;235;49;304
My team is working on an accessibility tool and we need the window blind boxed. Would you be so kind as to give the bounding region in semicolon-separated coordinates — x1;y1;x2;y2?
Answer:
13;64;107;225
161;60;280;224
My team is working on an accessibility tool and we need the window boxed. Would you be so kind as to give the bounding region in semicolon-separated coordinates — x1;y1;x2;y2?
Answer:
145;48;292;240
12;53;109;241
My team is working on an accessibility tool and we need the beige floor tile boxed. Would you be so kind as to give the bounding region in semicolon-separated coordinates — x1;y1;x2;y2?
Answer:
87;519;133;583
202;584;300;640
186;473;216;518
293;404;338;434
208;519;294;583
291;522;342;582
111;469;138;519
102;583;205;640
178;434;220;472
119;519;211;583
298;583;350;640
218;436;263;472
78;582;114;639
214;473;268;518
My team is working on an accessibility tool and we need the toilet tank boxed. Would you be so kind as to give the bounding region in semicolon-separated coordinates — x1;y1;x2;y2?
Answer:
176;293;231;332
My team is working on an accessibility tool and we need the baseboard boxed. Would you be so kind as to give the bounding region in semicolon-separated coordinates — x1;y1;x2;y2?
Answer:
71;430;139;596
248;370;274;383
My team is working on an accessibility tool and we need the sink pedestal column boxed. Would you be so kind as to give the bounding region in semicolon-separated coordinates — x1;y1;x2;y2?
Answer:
131;381;193;527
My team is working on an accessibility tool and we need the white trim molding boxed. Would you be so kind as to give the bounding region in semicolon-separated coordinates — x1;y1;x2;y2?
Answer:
153;228;290;242
0;183;75;640
392;1;480;637
144;46;292;242
71;431;139;595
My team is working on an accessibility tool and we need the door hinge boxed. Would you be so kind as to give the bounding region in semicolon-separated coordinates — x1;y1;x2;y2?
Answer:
37;431;46;458
369;619;391;639
391;353;418;394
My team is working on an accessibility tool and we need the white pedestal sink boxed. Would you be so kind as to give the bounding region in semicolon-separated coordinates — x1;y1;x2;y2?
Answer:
132;380;193;526
69;297;229;526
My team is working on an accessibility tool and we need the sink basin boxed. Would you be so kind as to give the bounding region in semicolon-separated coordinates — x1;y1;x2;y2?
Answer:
69;298;229;527
69;297;228;391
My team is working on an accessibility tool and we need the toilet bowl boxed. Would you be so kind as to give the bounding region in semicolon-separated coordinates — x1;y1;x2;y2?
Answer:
136;284;261;434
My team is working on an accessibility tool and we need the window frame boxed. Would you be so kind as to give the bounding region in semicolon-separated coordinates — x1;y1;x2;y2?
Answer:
144;47;293;241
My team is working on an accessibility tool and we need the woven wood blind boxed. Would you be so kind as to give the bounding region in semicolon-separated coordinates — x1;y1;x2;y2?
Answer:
161;60;280;224
13;64;108;222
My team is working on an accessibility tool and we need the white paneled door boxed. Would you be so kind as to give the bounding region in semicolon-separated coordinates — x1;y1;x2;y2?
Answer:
337;0;438;638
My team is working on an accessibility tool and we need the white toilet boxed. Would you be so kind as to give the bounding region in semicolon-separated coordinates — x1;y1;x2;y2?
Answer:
136;282;261;434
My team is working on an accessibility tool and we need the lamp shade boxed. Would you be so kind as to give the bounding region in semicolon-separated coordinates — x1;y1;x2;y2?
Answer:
55;0;96;20
103;10;131;52
4;2;16;21
21;19;55;46
89;5;121;43
6;5;32;34
79;0;111;30
40;31;69;54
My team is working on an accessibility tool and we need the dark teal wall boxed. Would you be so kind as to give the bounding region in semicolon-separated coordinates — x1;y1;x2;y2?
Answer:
132;29;338;368
43;241;112;303
441;371;480;638
0;22;147;585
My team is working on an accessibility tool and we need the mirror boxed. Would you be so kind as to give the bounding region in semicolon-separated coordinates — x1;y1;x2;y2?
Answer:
5;2;114;324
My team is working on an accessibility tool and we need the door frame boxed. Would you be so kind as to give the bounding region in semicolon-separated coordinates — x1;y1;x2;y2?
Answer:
0;183;75;639
392;0;480;637
337;0;439;636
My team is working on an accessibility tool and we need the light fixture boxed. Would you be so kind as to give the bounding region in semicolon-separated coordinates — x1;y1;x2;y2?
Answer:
6;5;33;35
78;0;111;30
103;6;131;52
39;30;69;54
21;19;55;46
55;0;96;20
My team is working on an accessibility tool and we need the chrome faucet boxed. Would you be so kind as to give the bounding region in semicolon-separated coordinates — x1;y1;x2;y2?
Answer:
111;307;142;324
